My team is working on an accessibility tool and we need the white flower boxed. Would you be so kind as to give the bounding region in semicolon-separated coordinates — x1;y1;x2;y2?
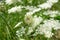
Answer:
36;24;54;38
8;6;17;13
32;16;43;28
25;6;36;11
32;8;41;13
25;6;41;15
38;3;52;9
25;12;43;25
38;0;58;9
35;19;60;38
5;0;13;5
47;0;58;4
43;19;60;30
16;27;26;37
26;12;34;15
36;24;53;38
16;6;23;12
26;15;43;35
8;6;23;13
24;5;41;15
44;31;54;38
43;10;59;17
24;13;33;25
5;0;22;5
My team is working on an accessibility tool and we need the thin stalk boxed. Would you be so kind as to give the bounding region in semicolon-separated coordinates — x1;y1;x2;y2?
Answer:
0;12;13;39
0;13;13;31
6;26;11;40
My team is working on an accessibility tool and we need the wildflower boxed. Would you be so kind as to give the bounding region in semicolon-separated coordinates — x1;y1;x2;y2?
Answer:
43;10;59;17
16;27;26;37
36;24;53;38
27;15;43;35
25;6;36;11
44;31;54;38
8;6;22;13
47;0;58;4
24;13;33;25
35;19;60;38
38;0;58;9
32;16;43;28
43;19;60;30
38;2;52;9
5;0;13;5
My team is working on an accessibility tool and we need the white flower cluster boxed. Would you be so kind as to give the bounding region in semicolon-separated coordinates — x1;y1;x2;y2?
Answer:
38;0;58;9
47;0;58;3
27;15;43;35
24;13;43;26
16;27;26;37
43;10;60;17
7;0;58;14
5;0;13;5
35;19;60;38
6;0;60;39
25;6;37;11
16;11;42;36
8;5;41;14
25;7;41;17
25;0;58;15
24;14;43;35
32;16;43;27
8;6;23;13
24;13;33;25
5;0;22;5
